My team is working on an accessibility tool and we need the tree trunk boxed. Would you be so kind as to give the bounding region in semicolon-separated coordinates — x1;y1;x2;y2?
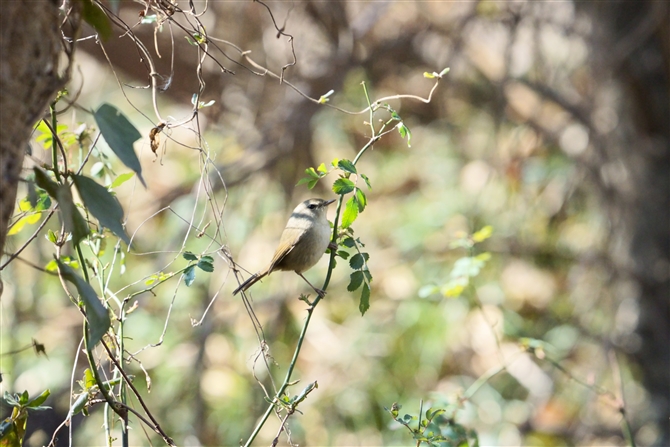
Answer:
585;3;670;443
0;0;64;276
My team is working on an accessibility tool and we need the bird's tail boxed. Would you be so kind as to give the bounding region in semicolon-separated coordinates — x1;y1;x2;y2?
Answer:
232;271;266;295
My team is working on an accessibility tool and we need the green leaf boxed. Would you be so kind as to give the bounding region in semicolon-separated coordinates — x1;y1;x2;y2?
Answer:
305;167;320;179
108;172;135;189
337;159;357;175
358;284;370;315
341;195;359;229
423;72;436;79
26;389;50;408
83;369;97;390
81;0;112;40
354;188;367;212
439;67;451;76
183;265;196;286
197;259;214;272
183;251;198;261
397;122;412;147
472;225;493;243
332;178;355;195
316;163;328;175
68;393;89;417
360;173;372;189
72;174;129;245
349;252;369;270
296;177;313;187
94;104;145;187
56;260;111;348
336;250;350;260
348;271;363;292
56;184;90;245
342;237;355;248
33;167;58;198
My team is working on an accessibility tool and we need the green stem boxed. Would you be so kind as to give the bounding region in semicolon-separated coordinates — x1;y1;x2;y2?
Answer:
50;103;61;183
243;198;345;447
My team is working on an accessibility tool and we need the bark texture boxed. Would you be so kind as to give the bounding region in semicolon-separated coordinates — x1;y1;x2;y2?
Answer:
0;0;63;266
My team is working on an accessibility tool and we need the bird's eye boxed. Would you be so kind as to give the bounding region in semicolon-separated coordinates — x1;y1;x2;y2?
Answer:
308;204;317;210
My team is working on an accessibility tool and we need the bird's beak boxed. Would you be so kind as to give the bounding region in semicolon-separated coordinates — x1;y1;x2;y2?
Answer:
324;199;336;206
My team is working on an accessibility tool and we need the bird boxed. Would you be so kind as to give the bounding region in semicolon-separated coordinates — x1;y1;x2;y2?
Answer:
233;198;335;297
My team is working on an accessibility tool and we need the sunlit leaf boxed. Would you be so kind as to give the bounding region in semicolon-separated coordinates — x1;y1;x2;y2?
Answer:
341;195;359;228
108;172;135;189
361;173;372;189
354;188;367;212
337;159;357;175
332;178;355;195
472;225;493;243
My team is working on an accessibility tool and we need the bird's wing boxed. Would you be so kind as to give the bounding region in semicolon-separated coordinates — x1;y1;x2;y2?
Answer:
267;227;304;271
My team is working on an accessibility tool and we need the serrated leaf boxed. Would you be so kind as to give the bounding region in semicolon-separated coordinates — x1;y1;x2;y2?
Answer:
57;184;90;245
358;284;370;315
341;195;358;228
94;104;145;187
361;173;372;189
354;188;367;212
81;0;112;40
57;260;110;348
183;251;198;261
348;271;363;292
72;174;129;245
337;159;357;174
342;237;355;248
183;265;196;286
316;162;328;175
337;250;350;260
332;178;355;195
197;259;214;272
349;252;369;270
108;172;135;189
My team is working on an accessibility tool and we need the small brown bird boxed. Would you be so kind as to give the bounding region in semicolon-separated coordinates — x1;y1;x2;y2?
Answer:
233;198;335;297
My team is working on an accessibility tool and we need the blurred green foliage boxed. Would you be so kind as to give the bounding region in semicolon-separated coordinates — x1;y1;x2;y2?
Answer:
0;1;655;446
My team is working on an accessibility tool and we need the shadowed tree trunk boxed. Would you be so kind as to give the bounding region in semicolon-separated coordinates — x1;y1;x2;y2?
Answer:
0;0;64;279
584;3;670;443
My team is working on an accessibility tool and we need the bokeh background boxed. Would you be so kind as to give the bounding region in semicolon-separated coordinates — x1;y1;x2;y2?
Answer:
1;1;668;446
